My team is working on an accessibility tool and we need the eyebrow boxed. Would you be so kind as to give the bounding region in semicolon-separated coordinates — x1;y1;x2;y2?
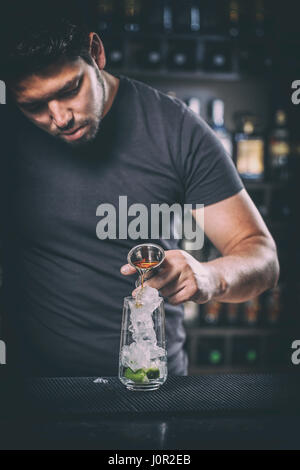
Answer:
18;73;83;107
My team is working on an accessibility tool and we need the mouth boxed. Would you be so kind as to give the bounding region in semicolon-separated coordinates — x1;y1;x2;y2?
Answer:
61;125;86;141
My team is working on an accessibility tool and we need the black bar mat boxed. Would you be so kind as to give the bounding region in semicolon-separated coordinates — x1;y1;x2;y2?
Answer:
1;373;300;419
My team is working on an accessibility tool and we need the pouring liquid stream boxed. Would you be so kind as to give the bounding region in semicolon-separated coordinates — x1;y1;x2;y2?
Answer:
133;258;160;289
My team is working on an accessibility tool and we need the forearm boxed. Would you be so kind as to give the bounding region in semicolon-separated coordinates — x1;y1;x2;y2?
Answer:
204;236;280;303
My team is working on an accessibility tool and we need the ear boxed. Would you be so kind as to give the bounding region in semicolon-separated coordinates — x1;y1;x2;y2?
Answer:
88;32;106;70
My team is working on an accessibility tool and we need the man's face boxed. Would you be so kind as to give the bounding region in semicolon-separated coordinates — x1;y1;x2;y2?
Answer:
11;57;105;147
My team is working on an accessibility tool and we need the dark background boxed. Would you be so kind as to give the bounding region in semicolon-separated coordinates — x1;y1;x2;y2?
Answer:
0;0;300;375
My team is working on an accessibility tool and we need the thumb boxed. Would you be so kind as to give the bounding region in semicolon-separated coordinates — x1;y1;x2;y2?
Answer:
120;264;137;275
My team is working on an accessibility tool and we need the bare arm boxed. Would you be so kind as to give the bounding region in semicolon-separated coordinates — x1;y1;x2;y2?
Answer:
192;188;280;303
121;189;279;305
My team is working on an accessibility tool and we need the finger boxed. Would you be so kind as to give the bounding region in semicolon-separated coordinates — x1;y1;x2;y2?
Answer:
159;278;183;298
120;264;137;275
167;287;190;305
144;268;179;291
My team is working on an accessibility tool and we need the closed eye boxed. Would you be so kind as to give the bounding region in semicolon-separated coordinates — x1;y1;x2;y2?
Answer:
60;84;81;98
59;76;83;99
21;76;83;113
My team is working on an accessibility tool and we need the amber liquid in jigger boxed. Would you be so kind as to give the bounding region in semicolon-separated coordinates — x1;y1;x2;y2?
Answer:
133;258;160;288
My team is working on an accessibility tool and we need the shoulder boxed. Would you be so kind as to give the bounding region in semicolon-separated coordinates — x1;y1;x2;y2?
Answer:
118;75;213;143
119;74;188;122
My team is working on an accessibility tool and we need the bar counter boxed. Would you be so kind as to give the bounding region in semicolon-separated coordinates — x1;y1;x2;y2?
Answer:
0;373;299;449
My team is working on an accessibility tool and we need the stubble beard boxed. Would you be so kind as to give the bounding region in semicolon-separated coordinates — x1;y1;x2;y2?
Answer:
62;67;106;149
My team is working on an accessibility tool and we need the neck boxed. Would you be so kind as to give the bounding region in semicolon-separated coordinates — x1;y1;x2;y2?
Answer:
101;70;120;118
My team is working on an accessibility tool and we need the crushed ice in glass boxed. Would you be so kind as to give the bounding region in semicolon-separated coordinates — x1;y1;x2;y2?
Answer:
120;285;165;372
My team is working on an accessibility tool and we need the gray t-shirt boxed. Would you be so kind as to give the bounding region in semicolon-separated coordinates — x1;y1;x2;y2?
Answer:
0;75;243;377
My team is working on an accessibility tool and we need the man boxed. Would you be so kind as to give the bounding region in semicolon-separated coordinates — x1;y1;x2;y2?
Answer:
0;8;279;378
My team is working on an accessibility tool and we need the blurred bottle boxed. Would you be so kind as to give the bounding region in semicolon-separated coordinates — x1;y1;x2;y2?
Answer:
245;348;259;364
184;301;199;325
208;99;233;157
227;0;241;38
208;348;223;366
123;0;143;32
143;0;173;33
186;97;201;116
204;42;233;72
265;285;282;326
242;297;261;326
136;41;162;69
252;0;267;39
240;0;266;40
172;0;201;34
105;38;124;68
202;0;226;35
233;338;260;365
96;0;117;33
234;113;265;181
226;303;240;326
268;110;290;182
202;299;223;326
289;140;300;184
167;40;196;71
197;338;224;366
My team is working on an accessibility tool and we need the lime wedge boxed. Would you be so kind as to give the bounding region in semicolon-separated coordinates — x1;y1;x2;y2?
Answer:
124;368;148;383
145;367;160;379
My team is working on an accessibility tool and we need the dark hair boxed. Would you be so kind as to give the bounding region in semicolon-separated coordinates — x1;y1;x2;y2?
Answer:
0;1;94;83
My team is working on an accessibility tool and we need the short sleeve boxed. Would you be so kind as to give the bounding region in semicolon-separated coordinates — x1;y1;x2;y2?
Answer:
178;106;244;207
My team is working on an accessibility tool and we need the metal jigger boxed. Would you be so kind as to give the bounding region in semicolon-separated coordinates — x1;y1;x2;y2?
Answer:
127;243;165;288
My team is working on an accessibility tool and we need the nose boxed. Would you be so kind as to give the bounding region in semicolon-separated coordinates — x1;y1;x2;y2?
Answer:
48;100;73;130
